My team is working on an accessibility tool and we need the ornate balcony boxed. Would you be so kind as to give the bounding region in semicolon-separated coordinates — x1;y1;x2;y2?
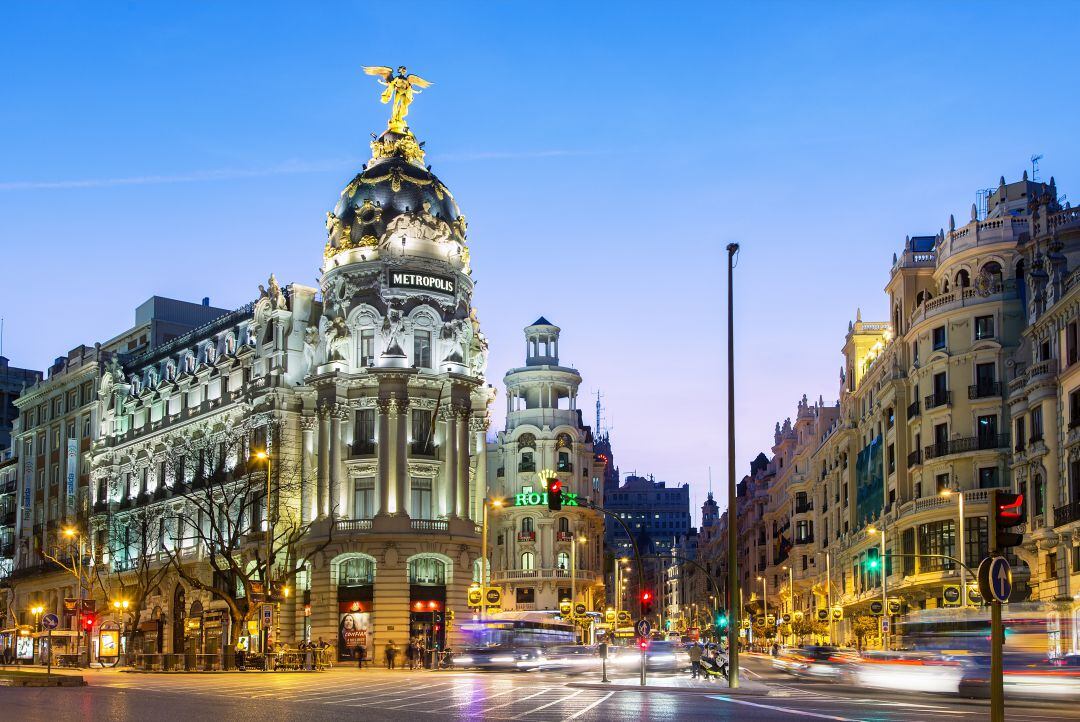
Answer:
968;381;1002;399
517;531;536;542
907;449;922;468
924;434;1009;460
1054;500;1080;528
924;391;951;410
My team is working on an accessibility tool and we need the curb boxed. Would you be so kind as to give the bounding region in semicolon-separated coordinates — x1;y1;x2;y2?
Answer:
0;674;86;687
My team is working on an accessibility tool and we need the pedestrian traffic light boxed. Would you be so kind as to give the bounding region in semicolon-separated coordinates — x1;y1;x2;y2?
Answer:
547;478;563;511
82;613;96;630
638;638;650;651
991;490;1025;551
716;611;729;629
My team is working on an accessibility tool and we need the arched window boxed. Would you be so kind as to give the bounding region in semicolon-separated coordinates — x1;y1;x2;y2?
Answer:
956;269;970;288
942;279;950;293
521;517;534;533
520;552;535;571
558;517;569;533
557;552;570;571
339;557;374;586
983;261;1003;285
408;557;446;585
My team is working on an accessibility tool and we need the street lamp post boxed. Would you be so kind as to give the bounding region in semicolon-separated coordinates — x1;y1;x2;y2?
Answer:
726;240;740;688
570;534;586;641
942;487;966;605
113;599;130;665
757;574;767;650
255;449;273;667
817;550;834;644
63;526;85;667
479;498;503;622
30;604;44;665
869;522;888;650
782;564;794;646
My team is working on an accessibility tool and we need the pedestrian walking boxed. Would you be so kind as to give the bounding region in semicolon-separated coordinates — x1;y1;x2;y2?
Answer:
385;640;398;669
356;643;366;669
688;643;703;679
405;638;414;669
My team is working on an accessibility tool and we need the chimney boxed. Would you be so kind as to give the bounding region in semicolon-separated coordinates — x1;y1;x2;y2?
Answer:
202;297;210;307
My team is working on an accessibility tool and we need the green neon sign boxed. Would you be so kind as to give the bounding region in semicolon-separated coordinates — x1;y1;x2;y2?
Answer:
513;490;579;507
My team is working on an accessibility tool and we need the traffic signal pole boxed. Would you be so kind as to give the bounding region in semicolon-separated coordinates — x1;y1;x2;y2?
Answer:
991;599;1004;722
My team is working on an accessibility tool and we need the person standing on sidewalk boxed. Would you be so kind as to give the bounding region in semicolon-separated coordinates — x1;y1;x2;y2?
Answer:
688;643;703;679
385;640;398;669
356;643;366;669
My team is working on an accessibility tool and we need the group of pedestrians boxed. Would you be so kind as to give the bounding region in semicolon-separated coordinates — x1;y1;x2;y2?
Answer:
687;642;728;679
350;637;448;671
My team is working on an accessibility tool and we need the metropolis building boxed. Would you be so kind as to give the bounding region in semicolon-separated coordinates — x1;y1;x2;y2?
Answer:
486;320;605;614
5;85;496;665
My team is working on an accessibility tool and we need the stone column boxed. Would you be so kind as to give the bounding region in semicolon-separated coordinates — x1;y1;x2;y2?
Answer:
385;397;401;514
300;416;317;523
471;416;489;524
1045;396;1062;520
457;411;469;519
394;399;408;515
329;404;344;520
443;409;458;519
376;400;391;516
317;405;330;519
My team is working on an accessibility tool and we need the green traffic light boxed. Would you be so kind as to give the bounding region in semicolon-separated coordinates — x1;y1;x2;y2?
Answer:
717;613;729;628
866;558;880;570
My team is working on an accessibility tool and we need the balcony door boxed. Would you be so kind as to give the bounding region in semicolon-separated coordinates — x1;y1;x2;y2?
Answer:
977;415;998;449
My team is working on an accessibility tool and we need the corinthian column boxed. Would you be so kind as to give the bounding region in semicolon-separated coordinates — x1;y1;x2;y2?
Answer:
317;405;330;519
442;408;458;519
329;404;345;520
471;415;489;523
456;411;469;519
376;399;391;516
394;397;408;515
386;397;401;514
300;416;317;523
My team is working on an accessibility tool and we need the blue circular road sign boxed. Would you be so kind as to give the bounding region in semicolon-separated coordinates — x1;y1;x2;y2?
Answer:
41;613;59;630
988;556;1012;603
635;618;652;638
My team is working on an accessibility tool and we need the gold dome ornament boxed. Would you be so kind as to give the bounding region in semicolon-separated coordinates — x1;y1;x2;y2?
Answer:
363;65;432;135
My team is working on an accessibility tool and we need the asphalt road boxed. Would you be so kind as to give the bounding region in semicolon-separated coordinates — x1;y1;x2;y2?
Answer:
2;657;1080;721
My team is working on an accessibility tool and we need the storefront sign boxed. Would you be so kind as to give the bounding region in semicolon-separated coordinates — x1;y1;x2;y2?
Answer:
388;270;455;295
99;630;119;658
338;602;370;662
22;461;32;511
513;489;579;507
65;439;77;513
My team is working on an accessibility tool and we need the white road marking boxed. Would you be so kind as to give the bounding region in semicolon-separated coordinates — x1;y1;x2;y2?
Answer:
511;689;584;719
707;695;861;721
443;687;521;708
478;687;555;711
564;691;615;720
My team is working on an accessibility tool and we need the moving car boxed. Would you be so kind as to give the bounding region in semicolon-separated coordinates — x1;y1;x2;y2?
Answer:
450;645;546;671
773;645;858;680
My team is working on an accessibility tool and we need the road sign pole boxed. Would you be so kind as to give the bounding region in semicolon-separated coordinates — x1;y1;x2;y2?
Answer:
47;628;52;679
991;599;1003;722
640;645;646;687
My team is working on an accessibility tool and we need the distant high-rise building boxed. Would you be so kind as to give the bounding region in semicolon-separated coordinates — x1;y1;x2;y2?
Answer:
0;356;42;451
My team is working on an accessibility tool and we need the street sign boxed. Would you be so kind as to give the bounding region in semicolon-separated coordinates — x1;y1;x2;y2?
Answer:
741;619;751;629
831;606;843;621
574;603;587;617
559;599;572;616
766;614;775;626
467;586;483;607
967;584;984;605
979;556;1012;603
887;598;902;615
882;619;890;633
260;604;273;630
793;610;803;621
943;584;962;607
635;618;652;639
781;613;792;624
484;587;502;607
817;609;829;622
604;608;616;622
869;600;883;616
617;610;631;623
41;613;59;630
753;616;765;628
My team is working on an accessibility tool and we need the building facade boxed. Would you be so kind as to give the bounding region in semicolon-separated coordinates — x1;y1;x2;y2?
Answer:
486;319;605;614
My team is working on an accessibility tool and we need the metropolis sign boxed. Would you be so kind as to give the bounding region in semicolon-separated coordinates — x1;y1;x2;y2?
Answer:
388;270;455;295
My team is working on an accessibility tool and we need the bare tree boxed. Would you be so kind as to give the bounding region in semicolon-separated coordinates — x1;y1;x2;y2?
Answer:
160;421;332;668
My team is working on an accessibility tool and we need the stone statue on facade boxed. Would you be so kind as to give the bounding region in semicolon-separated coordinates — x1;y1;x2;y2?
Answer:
382;303;406;355
325;317;351;363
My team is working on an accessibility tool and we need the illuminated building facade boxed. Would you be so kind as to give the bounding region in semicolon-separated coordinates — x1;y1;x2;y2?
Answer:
486;319;605;614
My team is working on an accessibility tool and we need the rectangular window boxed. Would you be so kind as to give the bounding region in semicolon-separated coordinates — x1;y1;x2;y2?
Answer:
935;472;950;495
974;315;995;340
1015;417;1026;451
1073;547;1080;574
933;326;946;351
978;467;999;489
965;516;989;565
1069;322;1079;367
1032;406;1044;441
359;329;375;367
917;519;956;572
353;477;375;519
1071;391;1080;429
932;372;948;404
413;330;432;369
887;443;896;474
410;409;433;455
1048;552;1059;580
901;527;916;576
410;477;432;519
353;409;376;454
977;415;998;448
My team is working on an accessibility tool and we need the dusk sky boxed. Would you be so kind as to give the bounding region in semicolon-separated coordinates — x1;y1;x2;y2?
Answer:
2;2;1078;524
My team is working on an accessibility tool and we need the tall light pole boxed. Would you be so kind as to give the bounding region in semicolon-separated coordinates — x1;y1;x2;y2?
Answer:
63;526;85;667
942;486;966;605
255;449;273;663
783;564;794;646
725;241;740;688
112;598;130;664
869;522;888;650
479;498;503;622
30;603;44;664
818;550;834;644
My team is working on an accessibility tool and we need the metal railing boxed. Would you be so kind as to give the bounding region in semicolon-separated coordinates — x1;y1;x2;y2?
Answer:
1054;500;1080;528
907;449;922;468
907;400;920;419
968;381;1002;399
924;391;951;409
924;434;1009;460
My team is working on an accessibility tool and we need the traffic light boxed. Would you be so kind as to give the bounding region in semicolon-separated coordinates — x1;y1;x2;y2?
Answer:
640;590;654;616
547;478;563;511
865;554;880;571
991;490;1025;551
638;638;650;651
82;613;96;631
716;611;729;629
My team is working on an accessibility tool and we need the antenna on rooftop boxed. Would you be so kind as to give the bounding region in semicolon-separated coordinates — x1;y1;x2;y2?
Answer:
1032;154;1044;182
975;188;994;220
595;391;606;436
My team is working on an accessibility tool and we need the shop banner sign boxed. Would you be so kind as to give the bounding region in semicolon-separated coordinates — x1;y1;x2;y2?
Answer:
66;439;77;512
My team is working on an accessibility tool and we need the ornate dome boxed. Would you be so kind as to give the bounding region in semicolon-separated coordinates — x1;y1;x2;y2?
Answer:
325;129;466;260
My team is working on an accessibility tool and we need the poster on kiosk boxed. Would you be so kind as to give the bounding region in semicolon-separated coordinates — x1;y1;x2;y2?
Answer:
338;601;371;661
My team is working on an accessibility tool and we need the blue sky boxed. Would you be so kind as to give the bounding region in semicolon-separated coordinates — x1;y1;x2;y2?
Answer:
2;2;1078;523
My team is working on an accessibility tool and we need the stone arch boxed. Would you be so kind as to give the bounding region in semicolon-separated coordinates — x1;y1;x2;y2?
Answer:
329;551;378;586
406;551;454;585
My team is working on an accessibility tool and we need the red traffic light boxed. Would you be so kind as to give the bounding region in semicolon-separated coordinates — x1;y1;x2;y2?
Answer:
549;479;562;494
998;493;1024;521
641;591;652;602
82;614;96;629
639;639;649;650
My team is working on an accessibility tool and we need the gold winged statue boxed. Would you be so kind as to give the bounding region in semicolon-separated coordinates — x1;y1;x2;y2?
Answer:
363;65;432;134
